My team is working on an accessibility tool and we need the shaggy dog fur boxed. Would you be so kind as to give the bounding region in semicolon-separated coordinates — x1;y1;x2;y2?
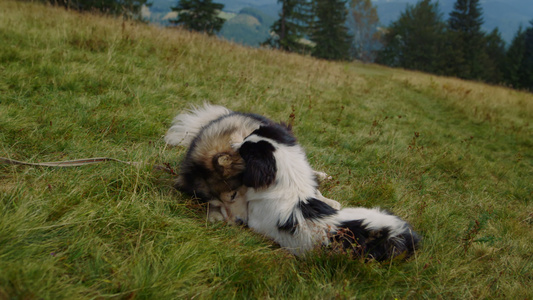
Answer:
166;103;420;260
236;121;421;261
165;104;339;224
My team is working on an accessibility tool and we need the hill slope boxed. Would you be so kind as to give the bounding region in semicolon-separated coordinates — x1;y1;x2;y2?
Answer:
1;1;532;299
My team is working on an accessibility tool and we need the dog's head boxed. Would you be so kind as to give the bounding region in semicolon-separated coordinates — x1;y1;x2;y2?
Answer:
176;151;249;224
207;153;249;224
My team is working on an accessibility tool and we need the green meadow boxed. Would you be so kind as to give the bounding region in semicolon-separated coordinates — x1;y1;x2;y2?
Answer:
1;1;532;298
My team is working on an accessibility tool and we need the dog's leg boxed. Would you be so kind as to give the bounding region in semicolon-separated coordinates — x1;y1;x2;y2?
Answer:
312;171;341;209
316;190;341;210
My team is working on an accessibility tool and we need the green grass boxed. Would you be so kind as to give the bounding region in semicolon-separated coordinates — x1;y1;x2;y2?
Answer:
1;1;532;298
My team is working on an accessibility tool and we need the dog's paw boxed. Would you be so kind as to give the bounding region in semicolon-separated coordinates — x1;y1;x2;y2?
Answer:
207;210;225;223
207;202;226;223
314;171;333;182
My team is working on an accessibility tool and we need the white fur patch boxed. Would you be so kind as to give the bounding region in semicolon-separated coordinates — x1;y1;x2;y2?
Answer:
241;131;418;258
165;103;232;146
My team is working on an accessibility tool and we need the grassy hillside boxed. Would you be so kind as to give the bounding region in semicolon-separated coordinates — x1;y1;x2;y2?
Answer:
1;1;532;299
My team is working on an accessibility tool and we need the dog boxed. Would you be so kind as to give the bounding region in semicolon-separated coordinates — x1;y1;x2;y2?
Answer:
235;121;421;261
164;103;340;224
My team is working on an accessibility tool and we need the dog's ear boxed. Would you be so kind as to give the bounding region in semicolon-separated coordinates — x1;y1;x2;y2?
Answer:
215;153;232;168
213;152;245;178
238;140;277;189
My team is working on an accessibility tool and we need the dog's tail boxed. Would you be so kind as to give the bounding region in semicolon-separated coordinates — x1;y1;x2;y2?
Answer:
165;103;232;147
330;207;420;261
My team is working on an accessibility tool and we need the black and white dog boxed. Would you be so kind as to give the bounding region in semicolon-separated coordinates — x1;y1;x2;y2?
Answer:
236;121;421;261
166;103;420;261
165;103;339;224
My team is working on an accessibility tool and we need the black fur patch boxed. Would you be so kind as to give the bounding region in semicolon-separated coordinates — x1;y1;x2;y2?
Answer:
396;228;421;256
330;220;370;257
239;140;277;189
177;156;244;203
277;214;298;234
330;220;401;261
251;124;297;146
277;198;338;235
176;161;213;201
300;197;338;220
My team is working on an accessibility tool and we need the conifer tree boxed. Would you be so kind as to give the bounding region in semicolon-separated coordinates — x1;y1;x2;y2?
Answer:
310;0;352;60
522;21;533;90
504;26;526;88
170;0;225;35
447;0;486;80
483;28;506;84
264;0;313;54
376;0;447;74
504;21;533;90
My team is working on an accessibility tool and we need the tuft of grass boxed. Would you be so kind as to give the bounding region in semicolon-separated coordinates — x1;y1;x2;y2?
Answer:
1;1;532;298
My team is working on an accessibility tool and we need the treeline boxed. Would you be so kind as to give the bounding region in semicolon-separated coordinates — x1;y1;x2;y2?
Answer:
263;0;532;90
44;0;370;61
43;0;532;90
170;0;533;91
261;0;377;61
377;0;533;90
167;0;378;61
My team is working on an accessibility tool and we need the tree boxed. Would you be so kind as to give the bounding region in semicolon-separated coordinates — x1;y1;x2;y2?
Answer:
264;0;313;54
170;0;225;35
504;21;533;90
504;26;525;88
483;28;506;84
310;0;352;60
376;0;447;74
347;0;381;62
522;21;533;90
447;0;486;80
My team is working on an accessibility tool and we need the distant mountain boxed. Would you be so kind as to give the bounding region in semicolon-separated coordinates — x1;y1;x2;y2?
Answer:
219;0;279;15
219;7;277;47
146;0;532;46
